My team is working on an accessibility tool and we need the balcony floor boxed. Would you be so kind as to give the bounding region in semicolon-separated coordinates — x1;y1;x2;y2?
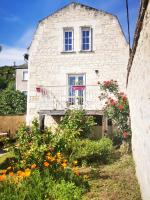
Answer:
38;110;104;116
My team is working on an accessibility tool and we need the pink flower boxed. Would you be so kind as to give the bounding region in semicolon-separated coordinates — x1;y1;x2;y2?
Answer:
123;132;128;139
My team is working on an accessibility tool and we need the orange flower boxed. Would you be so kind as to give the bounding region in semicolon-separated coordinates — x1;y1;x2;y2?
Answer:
9;172;14;177
0;170;7;174
31;164;36;169
44;162;49;167
61;163;67;168
46;156;52;161
0;174;6;181
17;170;23;176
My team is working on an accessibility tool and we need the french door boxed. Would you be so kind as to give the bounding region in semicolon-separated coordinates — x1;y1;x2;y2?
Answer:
68;74;86;105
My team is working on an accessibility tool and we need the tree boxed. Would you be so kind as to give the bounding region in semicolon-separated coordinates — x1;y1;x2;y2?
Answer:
0;89;27;115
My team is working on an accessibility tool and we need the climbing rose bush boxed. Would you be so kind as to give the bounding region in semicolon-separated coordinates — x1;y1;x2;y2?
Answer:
98;80;131;141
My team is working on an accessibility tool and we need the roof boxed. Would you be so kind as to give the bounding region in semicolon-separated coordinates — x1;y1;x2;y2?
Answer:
15;63;28;69
39;2;114;23
127;0;149;85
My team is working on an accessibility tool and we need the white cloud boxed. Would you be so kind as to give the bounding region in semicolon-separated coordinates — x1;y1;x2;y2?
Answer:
0;45;26;66
0;27;35;66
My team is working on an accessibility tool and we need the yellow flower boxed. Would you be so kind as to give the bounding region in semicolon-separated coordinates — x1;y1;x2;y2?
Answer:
9;172;14;177
73;160;78;165
46;152;51;156
72;167;79;176
31;164;36;169
63;159;67;163
50;157;56;162
56;152;61;158
61;163;67;168
0;174;6;181
44;162;49;167
24;169;31;177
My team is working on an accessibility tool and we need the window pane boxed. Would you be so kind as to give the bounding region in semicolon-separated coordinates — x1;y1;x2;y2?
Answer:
69;39;72;44
85;44;89;50
78;76;83;85
65;32;68;38
86;31;89;36
85;38;89;43
69;32;72;37
65;45;68;51
69;76;75;86
82;31;86;37
69;45;72;50
23;71;28;81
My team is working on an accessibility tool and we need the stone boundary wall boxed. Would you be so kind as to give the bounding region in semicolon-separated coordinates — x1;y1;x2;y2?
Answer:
0;115;26;135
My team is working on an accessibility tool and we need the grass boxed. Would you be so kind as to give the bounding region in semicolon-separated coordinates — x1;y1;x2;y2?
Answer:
82;154;141;200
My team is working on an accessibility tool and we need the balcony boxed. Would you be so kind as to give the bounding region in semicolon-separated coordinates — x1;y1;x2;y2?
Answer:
37;85;104;116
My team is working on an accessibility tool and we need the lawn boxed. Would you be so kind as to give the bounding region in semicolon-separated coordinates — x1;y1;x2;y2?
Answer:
82;154;141;200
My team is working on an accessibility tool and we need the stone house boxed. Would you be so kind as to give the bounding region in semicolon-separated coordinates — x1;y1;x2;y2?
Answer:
127;0;150;199
27;2;129;137
15;63;28;95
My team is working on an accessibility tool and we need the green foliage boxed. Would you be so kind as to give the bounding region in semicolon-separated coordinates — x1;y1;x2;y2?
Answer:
60;109;96;138
71;138;113;164
12;119;53;168
0;66;15;91
0;89;27;115
0;169;83;200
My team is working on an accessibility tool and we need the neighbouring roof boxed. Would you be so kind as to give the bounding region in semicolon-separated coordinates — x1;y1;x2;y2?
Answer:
15;63;28;69
127;0;149;85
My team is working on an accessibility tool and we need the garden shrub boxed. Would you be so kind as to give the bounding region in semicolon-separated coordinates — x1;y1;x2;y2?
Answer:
0;169;83;200
98;80;131;143
0;89;27;115
71;138;113;164
60;109;96;138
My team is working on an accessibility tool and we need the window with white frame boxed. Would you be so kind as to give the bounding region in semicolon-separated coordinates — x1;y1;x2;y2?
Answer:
81;27;92;51
23;71;28;81
68;74;86;105
64;28;73;52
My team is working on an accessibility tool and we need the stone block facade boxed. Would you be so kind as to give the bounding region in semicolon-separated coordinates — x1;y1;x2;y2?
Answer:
27;2;129;133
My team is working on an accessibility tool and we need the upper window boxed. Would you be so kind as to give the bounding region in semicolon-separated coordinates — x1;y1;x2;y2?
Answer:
64;28;73;52
23;71;28;81
81;27;92;51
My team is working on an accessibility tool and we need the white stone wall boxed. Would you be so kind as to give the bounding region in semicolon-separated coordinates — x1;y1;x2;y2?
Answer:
27;3;129;124
127;2;150;200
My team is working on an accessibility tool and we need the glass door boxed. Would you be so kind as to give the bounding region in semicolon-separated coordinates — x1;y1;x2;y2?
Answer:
68;74;85;106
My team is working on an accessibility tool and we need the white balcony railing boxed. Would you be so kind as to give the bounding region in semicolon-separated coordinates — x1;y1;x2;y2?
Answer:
37;85;104;111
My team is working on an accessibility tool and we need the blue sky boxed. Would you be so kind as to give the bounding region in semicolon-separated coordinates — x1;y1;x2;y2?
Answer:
0;0;140;66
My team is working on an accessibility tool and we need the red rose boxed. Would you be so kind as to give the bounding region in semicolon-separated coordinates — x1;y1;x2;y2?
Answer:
122;96;127;101
118;105;123;111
